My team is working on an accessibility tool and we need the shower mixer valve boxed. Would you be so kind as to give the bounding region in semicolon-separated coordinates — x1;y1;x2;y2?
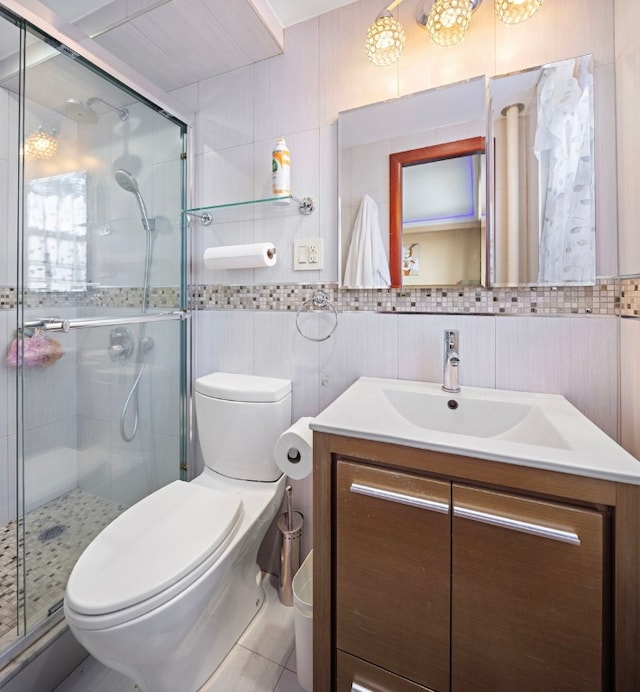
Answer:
108;327;134;361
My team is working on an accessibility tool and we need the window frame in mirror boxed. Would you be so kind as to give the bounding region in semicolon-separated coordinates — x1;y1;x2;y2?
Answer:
389;136;487;288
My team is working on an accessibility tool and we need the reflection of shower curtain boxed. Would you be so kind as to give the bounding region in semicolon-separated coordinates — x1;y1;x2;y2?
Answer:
534;56;595;284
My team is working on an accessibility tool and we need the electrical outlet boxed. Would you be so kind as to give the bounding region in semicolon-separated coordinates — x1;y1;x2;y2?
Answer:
294;239;323;270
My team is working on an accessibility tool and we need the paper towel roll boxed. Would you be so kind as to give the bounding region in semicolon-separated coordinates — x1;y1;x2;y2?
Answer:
203;242;277;270
274;417;313;480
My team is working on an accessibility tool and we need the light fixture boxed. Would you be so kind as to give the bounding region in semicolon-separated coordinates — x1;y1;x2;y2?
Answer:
425;0;474;46
365;0;406;66
23;127;58;160
495;0;543;24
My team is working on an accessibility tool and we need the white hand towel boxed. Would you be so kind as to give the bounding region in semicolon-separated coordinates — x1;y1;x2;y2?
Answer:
343;194;391;288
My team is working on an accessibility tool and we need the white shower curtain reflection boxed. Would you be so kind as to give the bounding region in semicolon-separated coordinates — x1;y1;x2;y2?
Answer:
534;56;595;285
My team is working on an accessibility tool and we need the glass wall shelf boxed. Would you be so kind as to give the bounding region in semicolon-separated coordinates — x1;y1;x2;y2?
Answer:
184;194;315;225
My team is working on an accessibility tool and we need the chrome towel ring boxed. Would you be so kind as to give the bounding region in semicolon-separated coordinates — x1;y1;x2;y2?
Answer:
295;290;338;342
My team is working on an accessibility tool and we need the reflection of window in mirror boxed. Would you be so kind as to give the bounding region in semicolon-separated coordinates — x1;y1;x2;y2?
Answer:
26;171;88;291
389;138;486;287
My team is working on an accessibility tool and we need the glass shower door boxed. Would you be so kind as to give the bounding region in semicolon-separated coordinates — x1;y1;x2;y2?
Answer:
0;9;188;649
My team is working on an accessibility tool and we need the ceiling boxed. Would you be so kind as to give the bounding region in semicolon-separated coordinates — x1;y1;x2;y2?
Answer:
265;0;359;28
20;0;361;92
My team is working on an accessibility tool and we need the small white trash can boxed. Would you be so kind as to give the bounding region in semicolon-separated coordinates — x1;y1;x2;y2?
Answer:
292;550;313;691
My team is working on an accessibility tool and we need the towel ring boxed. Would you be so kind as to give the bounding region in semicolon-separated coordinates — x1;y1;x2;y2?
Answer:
296;290;338;342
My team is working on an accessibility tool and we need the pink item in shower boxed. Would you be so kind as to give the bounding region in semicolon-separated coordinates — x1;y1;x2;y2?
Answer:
6;332;64;368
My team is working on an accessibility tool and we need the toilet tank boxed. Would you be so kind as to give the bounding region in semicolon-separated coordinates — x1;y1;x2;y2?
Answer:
195;372;292;482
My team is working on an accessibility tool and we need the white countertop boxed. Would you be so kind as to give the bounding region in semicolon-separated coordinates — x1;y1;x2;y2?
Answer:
310;377;640;485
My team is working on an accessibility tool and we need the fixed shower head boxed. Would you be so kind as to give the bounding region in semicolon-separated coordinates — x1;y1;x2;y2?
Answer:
63;99;99;124
63;97;129;123
114;169;153;233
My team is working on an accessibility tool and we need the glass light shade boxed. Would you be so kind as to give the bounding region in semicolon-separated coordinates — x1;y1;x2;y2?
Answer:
23;129;58;160
495;0;543;24
427;0;473;47
365;13;406;66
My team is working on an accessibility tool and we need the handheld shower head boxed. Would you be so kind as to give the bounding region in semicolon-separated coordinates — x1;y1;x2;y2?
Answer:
114;169;153;233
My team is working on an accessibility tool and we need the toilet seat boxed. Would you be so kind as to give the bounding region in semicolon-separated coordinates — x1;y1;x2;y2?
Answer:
65;481;242;627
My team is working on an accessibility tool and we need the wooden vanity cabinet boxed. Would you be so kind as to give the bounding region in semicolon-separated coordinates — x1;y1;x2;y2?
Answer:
451;484;607;691
336;461;450;691
314;433;638;692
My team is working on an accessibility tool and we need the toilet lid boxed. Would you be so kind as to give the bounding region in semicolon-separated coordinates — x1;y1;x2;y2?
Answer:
65;481;242;616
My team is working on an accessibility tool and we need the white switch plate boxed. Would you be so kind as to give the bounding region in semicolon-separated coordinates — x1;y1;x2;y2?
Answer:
294;238;323;270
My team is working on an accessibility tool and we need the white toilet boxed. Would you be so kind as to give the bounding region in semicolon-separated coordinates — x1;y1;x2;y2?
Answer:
64;372;291;692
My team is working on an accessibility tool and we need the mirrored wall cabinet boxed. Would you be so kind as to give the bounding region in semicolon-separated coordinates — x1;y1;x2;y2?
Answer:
338;55;595;290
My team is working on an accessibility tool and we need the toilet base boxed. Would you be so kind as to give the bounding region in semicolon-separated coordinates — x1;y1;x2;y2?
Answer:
70;559;266;692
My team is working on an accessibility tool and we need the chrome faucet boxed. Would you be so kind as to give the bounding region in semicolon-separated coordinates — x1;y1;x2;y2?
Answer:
442;329;461;393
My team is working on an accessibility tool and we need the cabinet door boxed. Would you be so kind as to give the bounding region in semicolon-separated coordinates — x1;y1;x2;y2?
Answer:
336;461;451;691
451;484;607;692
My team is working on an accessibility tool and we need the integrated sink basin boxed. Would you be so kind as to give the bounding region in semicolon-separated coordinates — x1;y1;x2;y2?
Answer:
382;386;570;449
310;377;640;484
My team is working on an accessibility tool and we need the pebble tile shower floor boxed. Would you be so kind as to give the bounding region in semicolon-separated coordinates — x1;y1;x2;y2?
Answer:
0;489;126;648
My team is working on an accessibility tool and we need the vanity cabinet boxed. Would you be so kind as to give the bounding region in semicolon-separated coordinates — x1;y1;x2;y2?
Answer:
314;434;638;692
451;484;606;691
336;462;450;691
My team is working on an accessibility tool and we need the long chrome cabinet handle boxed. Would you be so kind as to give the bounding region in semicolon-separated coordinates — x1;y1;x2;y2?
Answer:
351;683;374;692
453;506;581;546
350;482;449;514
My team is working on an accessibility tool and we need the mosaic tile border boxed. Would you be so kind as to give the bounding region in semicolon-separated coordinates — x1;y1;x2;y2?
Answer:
620;277;640;317
0;279;635;316
191;278;621;316
0;287;181;311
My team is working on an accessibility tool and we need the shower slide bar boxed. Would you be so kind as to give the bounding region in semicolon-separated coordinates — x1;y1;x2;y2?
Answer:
22;310;189;333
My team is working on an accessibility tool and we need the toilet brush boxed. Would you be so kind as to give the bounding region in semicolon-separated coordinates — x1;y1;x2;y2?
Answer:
286;485;293;531
278;485;303;605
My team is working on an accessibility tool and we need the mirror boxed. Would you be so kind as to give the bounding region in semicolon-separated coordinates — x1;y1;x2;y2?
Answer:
489;55;595;286
337;54;596;290
338;77;486;288
389;137;486;287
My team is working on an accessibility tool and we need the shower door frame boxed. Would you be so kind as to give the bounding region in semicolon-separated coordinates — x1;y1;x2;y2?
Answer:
0;0;194;670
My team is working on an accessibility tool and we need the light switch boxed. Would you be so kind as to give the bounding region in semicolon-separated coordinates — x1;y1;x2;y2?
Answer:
294;239;323;270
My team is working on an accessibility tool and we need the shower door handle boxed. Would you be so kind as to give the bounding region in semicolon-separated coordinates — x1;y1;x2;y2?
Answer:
24;310;189;332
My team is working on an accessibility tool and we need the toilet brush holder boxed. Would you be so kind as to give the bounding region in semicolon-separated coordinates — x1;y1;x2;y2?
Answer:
277;509;303;606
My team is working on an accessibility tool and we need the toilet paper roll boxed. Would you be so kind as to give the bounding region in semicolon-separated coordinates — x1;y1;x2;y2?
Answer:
203;242;277;270
274;417;313;480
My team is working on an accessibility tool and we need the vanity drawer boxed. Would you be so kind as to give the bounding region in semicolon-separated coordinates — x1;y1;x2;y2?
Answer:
337;650;436;692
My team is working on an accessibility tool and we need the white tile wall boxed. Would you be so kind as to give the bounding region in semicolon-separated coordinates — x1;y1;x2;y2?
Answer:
620;318;640;458
195;308;623;559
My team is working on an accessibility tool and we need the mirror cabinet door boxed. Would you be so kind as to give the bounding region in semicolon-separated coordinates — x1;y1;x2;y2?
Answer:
337;55;595;290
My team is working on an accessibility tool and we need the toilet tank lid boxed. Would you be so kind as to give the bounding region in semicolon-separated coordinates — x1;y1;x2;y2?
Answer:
196;372;291;402
65;481;242;616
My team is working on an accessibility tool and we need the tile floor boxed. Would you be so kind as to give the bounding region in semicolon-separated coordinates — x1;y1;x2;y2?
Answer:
53;574;307;692
0;489;125;649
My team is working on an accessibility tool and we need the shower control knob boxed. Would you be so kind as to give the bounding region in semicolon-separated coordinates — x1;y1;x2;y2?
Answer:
108;326;134;361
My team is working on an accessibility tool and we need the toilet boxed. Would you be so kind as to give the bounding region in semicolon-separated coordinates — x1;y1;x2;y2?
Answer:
64;372;291;692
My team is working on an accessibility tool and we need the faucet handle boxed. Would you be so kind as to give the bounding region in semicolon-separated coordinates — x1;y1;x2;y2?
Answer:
444;329;459;352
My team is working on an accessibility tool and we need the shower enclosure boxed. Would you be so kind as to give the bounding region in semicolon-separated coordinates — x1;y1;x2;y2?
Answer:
0;3;188;668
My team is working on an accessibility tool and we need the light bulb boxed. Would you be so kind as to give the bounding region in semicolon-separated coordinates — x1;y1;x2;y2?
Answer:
495;0;543;24
23;128;58;160
365;13;406;66
426;0;473;47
